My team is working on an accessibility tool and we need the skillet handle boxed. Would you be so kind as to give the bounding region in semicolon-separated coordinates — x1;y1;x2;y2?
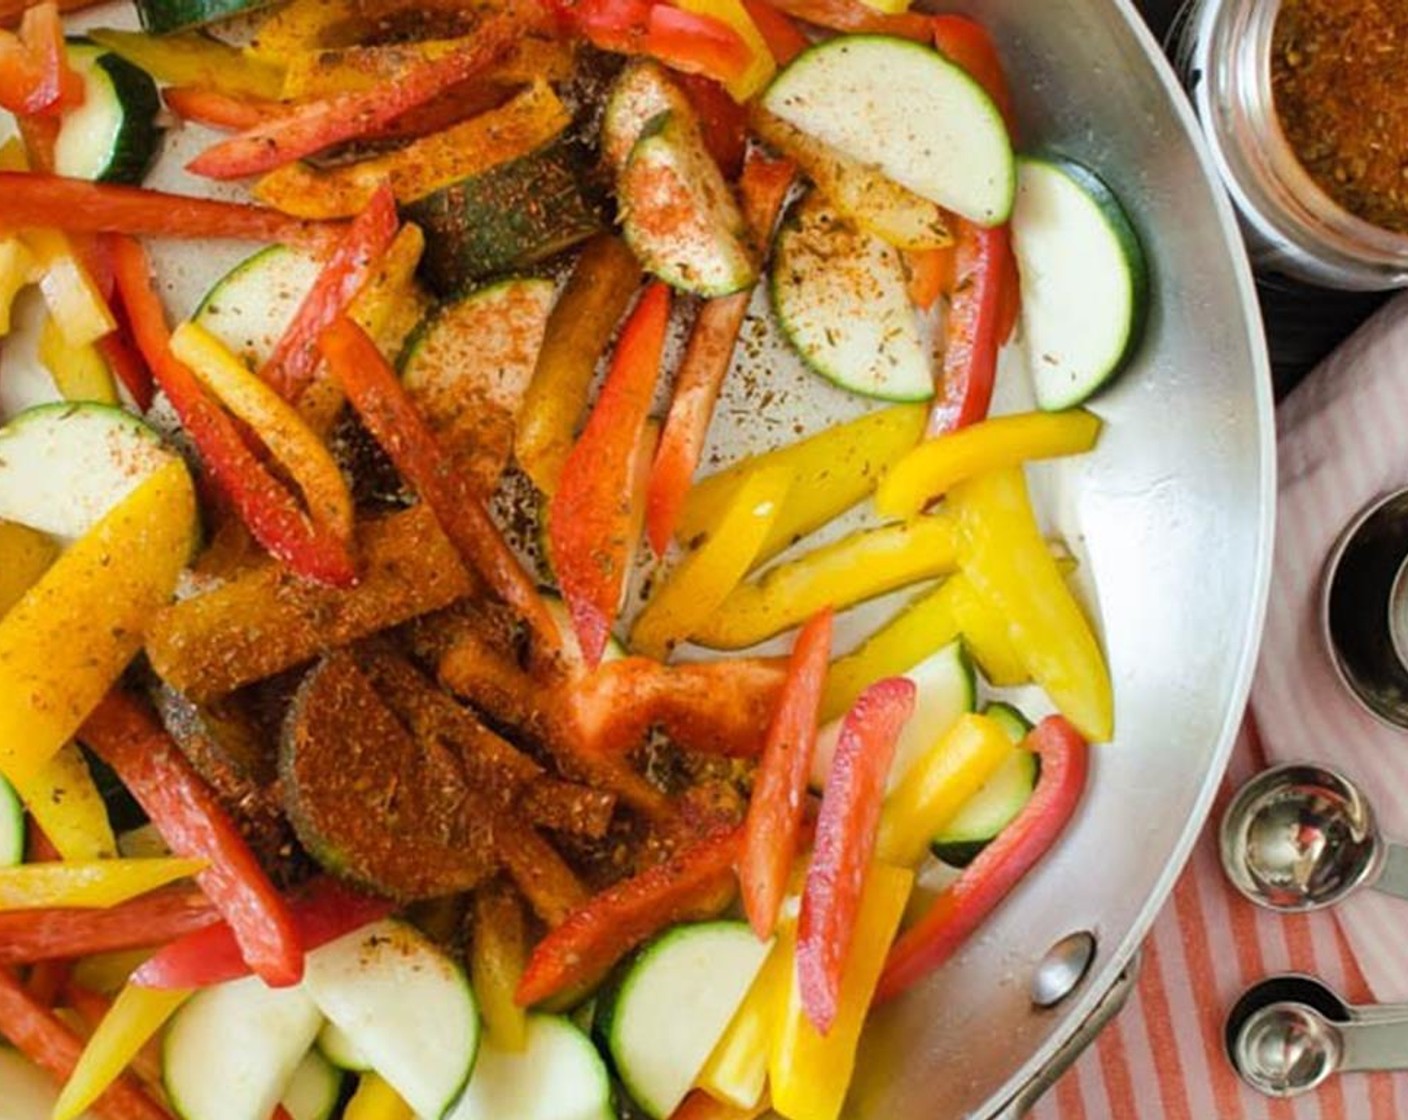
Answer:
988;948;1144;1119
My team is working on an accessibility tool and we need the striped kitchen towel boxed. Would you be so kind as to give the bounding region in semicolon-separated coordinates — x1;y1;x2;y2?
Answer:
1035;291;1408;1118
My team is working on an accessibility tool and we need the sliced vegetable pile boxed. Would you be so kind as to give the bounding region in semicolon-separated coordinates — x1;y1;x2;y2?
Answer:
0;0;1148;1116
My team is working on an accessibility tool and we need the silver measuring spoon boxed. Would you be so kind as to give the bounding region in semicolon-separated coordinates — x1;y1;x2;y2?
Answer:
1227;975;1408;1096
1219;762;1408;911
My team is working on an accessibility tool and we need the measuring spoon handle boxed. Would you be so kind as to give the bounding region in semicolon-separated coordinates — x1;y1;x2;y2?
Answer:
1369;841;1408;902
1338;1015;1408;1073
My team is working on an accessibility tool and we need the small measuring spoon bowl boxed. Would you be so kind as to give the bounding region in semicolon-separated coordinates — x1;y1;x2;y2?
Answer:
1227;975;1408;1097
1220;763;1408;911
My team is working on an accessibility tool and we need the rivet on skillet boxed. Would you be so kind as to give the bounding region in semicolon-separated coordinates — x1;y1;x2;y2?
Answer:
1031;931;1097;1009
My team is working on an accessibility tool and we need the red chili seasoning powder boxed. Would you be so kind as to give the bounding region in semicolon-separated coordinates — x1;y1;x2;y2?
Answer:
1271;0;1408;234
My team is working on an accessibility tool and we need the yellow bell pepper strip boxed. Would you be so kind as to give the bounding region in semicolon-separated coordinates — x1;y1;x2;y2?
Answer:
674;0;773;98
691;515;960;650
12;742;117;862
86;28;285;99
51;983;191;1120
252;80;571;220
676;404;925;565
38;311;119;404
876;409;1103;519
0;458;196;789
0;234;34;337
671;1090;770;1120
769;862;914;1120
630;465;791;659
471;880;529;1051
698;934;789;1108
0;519;58;616
874;713;1013;867
951;468;1113;741
24;228;116;349
0;858;205;910
878;716;1088;1001
515;234;643;496
942;572;1028;687
170;322;354;544
344;1073;414;1120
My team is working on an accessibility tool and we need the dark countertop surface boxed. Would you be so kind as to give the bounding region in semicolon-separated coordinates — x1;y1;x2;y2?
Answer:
1136;0;1392;399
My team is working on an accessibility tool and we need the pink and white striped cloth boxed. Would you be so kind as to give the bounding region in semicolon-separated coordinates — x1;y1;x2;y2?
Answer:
1032;291;1408;1119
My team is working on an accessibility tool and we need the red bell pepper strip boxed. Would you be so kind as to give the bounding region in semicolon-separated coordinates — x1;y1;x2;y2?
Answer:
0;174;337;249
97;325;154;412
0;887;218;964
132;878;393;990
740;0;808;65
112;236;357;587
186;25;513;180
261;184;398;403
931;15;1015;134
645;152;794;556
739;608;832;939
318;316;562;657
797;676;915;1034
0;2;83;116
644;5;752;87
516;825;742;1006
0;968;172;1120
80;692;304;989
876;715;1090;1002
163;85;282;131
548;281;670;669
759;0;928;41
674;73;747;180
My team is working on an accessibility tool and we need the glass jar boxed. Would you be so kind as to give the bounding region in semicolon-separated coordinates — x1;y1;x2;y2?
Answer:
1170;0;1408;290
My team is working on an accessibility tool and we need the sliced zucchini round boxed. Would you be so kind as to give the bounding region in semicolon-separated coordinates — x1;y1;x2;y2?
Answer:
0;402;174;541
1012;155;1149;410
280;1049;344;1120
164;975;324;1120
620;113;757;298
761;35;1015;226
448;1015;613;1120
55;42;161;185
931;701;1038;867
593;922;772;1119
316;1019;372;1073
771;197;932;401
192;245;322;370
135;0;277;35
601;60;692;176
811;639;975;794
302;919;479;1120
0;774;23;866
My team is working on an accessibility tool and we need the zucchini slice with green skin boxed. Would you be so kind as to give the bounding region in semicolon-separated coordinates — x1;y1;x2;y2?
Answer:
601;60;692;176
315;1019;372;1073
55;42;161;186
0;775;22;867
192;245;321;369
163;975;324;1120
279;1049;344;1120
302;919;480;1120
0;1046;98;1120
811;639;975;794
620;113;757;298
761;35;1016;226
135;0;276;35
593;922;772;1120
0;403;175;542
448;1015;613;1120
931;701;1039;867
1012;155;1149;410
771;197;932;402
402;139;605;298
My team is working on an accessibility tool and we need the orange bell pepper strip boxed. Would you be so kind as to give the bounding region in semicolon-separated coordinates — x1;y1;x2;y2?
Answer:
112;237;357;587
548;281;671;669
645;151;795;556
80;692;303;989
52;983;192;1120
759;0;928;40
0;886;217;965
259;183;398;403
0;173;336;249
877;716;1089;1001
0;2;83;116
0;967;171;1120
797;676;914;1033
670;1091;769;1120
739;608;832;939
0;858;205;911
186;25;514;179
740;0;807;64
903;245;955;311
516;825;742;1006
645;5;752;86
318;316;562;658
163;84;283;131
